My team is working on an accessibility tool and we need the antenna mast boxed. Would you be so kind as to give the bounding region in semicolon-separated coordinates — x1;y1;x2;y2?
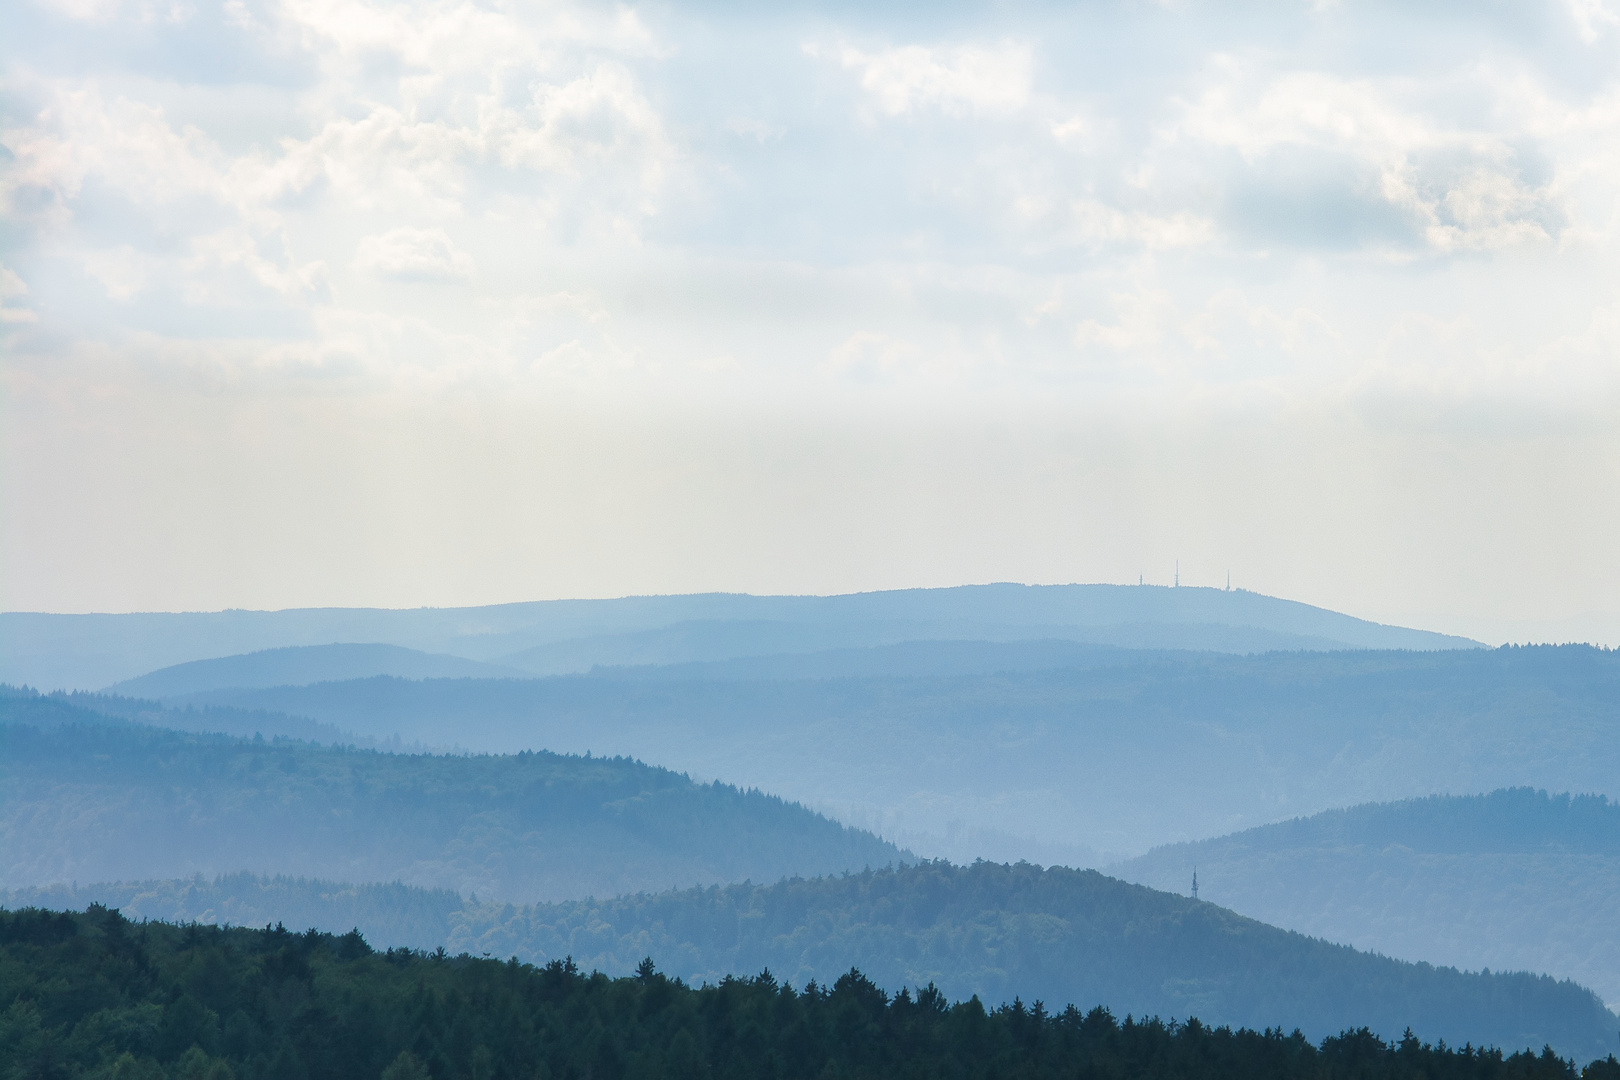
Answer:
1191;867;1199;901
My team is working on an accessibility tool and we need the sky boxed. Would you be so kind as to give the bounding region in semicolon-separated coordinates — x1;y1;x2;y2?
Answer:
2;0;1619;643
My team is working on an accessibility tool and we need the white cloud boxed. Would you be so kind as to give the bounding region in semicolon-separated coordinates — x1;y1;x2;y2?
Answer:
0;265;37;323
83;246;160;300
1177;67;1568;252
1568;0;1620;43
6;0;1620;623
355;227;474;282
821;41;1033;117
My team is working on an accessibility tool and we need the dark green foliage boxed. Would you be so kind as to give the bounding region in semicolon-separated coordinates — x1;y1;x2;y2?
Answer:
0;904;1606;1080
444;860;1620;1061
0;692;904;901
0;875;465;953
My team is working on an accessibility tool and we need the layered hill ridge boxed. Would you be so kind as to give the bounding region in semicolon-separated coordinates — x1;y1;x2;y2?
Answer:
145;644;1620;862
1112;789;1620;1004
6;862;1616;1061
0;688;904;901
108;643;527;698
0;583;1477;691
4;905;1611;1080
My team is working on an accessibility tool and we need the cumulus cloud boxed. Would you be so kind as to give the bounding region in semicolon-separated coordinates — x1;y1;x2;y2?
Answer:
355;227;475;282
1176;67;1568;253
4;0;1620;630
0;265;37;324
819;41;1034;117
0;8;1614;416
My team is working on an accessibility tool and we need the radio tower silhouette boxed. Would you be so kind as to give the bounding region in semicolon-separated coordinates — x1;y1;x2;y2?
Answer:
1191;867;1199;900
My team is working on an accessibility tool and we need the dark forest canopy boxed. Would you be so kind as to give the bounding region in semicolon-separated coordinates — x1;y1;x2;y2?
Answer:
445;860;1620;1061
0;689;904;901
9;860;1617;1060
4;905;1618;1080
0;873;466;953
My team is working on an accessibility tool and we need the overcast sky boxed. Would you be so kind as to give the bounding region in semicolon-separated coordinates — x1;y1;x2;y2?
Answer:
3;0;1618;642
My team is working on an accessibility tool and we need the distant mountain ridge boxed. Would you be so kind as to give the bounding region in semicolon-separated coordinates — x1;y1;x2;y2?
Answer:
1111;788;1620;1005
107;642;528;697
0;688;904;901
0;583;1478;691
152;644;1620;863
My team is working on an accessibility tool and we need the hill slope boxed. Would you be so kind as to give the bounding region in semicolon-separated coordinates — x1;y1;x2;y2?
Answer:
444;860;1619;1060
9;863;1618;1062
107;643;527;697
0;689;904;901
1111;789;1620;1005
162;644;1620;862
0;583;1476;690
4;906;1607;1080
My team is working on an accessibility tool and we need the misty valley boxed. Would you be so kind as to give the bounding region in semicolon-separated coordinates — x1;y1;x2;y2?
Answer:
2;586;1619;1079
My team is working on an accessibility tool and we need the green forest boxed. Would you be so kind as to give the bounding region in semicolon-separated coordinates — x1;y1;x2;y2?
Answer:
4;905;1619;1080
8;860;1617;1059
443;860;1620;1060
0;690;903;901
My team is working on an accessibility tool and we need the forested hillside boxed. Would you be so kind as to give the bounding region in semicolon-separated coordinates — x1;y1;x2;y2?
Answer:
1112;789;1620;1004
12;684;396;747
0;690;904;900
443;860;1620;1060
17;859;1617;1060
7;906;1613;1080
164;644;1620;862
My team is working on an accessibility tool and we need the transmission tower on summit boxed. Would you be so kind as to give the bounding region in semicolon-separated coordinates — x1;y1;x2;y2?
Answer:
1191;867;1199;901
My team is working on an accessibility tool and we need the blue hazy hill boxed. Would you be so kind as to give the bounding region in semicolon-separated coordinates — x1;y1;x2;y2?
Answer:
107;642;527;698
159;644;1620;863
1111;788;1620;1005
0;583;1476;690
0;688;904;901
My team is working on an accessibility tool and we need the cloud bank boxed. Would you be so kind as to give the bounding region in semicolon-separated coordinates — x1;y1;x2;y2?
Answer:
2;0;1618;640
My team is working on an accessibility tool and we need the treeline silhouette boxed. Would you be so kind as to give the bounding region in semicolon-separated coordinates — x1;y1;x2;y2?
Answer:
5;905;1619;1080
8;862;1618;1059
0;873;465;952
447;860;1620;1059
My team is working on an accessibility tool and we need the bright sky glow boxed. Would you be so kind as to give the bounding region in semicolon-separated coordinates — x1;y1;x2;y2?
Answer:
3;0;1619;643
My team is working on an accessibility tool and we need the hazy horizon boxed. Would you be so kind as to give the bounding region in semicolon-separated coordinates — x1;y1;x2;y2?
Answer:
1;581;1611;650
4;0;1619;646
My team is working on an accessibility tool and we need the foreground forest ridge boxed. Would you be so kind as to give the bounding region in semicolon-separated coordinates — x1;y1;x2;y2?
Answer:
5;906;1619;1080
5;587;1619;1074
